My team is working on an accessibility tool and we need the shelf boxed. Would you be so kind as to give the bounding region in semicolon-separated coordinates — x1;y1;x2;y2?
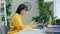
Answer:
0;0;8;26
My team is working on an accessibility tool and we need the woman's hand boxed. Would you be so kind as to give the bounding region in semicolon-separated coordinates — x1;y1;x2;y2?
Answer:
30;22;37;28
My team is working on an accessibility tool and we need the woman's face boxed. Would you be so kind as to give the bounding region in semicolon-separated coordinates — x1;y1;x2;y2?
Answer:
20;9;27;16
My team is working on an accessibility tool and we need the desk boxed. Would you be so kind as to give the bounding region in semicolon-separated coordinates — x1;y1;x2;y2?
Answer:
16;29;46;34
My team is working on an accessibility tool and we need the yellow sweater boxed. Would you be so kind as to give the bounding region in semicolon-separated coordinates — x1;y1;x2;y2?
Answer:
7;13;33;34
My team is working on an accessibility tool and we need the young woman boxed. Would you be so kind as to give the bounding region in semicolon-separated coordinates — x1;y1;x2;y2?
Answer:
7;4;35;34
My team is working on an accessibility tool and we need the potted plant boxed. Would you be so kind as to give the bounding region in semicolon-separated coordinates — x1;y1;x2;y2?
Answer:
32;0;50;28
51;16;57;25
55;18;60;25
6;0;12;29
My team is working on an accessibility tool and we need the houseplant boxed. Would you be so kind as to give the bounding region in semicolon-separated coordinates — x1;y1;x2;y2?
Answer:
6;0;12;29
32;0;50;28
32;0;50;23
49;16;60;25
55;18;60;25
51;16;57;25
6;0;12;16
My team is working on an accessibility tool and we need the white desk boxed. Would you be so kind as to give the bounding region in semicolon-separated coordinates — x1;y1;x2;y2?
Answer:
16;29;46;34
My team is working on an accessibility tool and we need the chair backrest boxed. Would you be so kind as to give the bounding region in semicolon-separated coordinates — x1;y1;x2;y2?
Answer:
0;27;2;34
0;22;8;34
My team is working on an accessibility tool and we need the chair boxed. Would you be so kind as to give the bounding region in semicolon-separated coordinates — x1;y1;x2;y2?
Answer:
0;22;8;34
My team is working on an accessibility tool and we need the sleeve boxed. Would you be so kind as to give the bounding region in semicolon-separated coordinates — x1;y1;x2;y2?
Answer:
11;15;34;30
11;15;24;30
25;24;34;28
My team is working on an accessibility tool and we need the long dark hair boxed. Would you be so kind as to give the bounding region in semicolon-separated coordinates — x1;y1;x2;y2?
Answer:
16;4;28;14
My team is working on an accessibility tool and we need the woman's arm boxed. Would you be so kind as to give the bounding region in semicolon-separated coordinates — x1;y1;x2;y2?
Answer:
11;15;34;30
11;15;24;30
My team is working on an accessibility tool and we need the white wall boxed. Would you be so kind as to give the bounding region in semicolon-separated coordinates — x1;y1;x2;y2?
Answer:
54;0;60;19
11;0;38;24
44;0;60;19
